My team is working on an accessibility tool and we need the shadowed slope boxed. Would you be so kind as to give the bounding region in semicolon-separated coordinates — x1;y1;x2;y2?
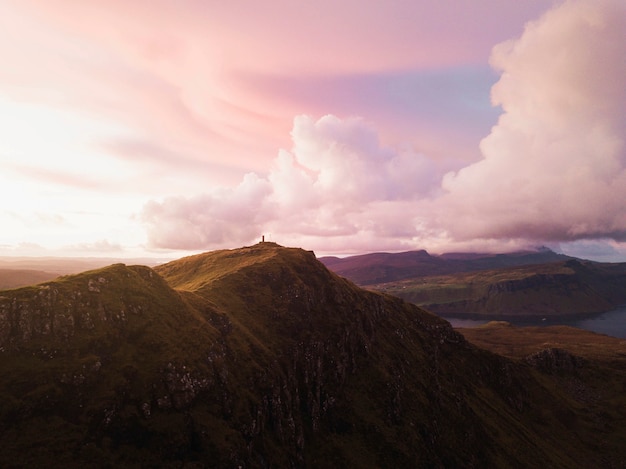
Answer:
374;259;626;317
457;321;626;460
0;268;59;290
0;244;624;467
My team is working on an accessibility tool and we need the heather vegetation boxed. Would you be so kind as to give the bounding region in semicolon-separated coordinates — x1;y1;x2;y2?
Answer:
0;243;624;467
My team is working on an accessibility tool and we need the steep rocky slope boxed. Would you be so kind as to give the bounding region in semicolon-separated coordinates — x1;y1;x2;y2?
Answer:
0;243;624;467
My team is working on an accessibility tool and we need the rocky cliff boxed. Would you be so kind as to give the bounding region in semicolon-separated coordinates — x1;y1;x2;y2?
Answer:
376;259;626;317
0;243;624;467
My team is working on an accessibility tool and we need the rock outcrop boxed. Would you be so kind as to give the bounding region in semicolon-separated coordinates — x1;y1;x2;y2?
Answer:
524;347;585;374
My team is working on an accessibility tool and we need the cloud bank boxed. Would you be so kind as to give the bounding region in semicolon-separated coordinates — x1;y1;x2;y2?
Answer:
142;115;442;252
142;0;626;256
1;0;552;187
440;0;626;244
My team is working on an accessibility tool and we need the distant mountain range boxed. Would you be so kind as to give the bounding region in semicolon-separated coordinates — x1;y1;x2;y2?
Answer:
0;243;625;467
0;268;59;290
320;249;626;317
0;257;165;290
319;247;572;285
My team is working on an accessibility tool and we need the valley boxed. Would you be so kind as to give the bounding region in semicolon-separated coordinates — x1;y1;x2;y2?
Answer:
321;250;626;319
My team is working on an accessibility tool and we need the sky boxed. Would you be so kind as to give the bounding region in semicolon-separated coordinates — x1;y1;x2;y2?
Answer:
1;0;625;261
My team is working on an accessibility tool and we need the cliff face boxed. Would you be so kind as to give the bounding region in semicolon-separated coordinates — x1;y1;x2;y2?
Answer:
376;260;626;317
425;271;613;316
0;244;624;467
0;264;186;347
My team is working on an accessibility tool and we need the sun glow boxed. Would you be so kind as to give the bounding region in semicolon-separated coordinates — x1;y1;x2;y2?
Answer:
0;95;149;254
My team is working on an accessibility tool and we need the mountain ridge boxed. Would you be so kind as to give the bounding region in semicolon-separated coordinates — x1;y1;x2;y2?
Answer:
372;259;626;318
0;243;625;467
320;249;626;317
319;247;573;285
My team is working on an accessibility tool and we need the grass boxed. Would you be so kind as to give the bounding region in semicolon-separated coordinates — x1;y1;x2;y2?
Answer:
373;262;575;302
456;320;626;468
1;243;626;467
371;260;625;316
457;321;626;361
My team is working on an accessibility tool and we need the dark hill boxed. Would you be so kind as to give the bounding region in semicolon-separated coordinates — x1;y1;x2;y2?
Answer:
0;243;624;467
319;247;571;285
373;259;626;318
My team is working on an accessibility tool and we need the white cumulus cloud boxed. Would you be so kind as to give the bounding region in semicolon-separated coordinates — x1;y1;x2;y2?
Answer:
439;0;626;243
141;0;626;257
142;115;440;251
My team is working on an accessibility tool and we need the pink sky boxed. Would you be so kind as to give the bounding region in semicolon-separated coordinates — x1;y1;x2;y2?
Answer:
1;0;625;261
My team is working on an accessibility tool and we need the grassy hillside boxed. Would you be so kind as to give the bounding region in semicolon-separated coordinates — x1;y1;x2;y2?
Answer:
0;262;226;467
458;321;626;361
373;260;626;317
457;321;626;466
0;243;625;467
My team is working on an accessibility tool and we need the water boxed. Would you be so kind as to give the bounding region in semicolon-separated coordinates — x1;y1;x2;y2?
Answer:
443;305;626;339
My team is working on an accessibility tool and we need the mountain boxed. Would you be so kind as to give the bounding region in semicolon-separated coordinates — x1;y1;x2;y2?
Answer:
321;249;626;317
375;259;626;317
0;243;625;467
319;247;571;286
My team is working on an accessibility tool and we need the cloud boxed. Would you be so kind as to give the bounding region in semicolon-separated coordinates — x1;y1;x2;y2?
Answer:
0;242;47;256
232;66;502;167
15;0;549;74
142;173;274;250
5;211;68;229
556;239;626;263
63;240;124;254
288;115;440;202
142;115;441;250
4;0;624;258
439;0;626;243
0;240;127;258
142;0;626;257
0;0;553;191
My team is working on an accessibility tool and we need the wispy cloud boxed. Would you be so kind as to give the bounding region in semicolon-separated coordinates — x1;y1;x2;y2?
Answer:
2;0;625;261
141;0;626;258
